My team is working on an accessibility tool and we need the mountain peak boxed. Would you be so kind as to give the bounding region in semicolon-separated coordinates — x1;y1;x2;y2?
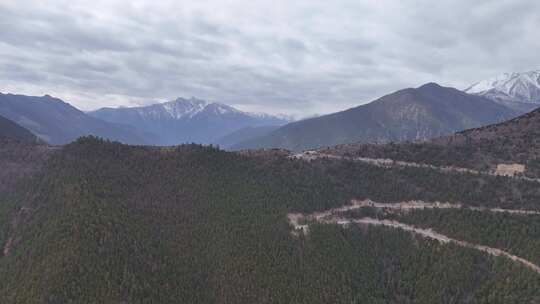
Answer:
173;96;210;106
89;97;290;145
160;97;212;119
466;70;540;93
162;97;251;119
418;82;443;90
465;70;540;110
234;84;517;151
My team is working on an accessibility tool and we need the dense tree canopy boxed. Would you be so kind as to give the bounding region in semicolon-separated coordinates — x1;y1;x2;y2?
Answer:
0;137;538;303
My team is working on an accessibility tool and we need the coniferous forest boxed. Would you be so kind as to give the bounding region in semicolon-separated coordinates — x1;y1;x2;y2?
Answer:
0;137;539;303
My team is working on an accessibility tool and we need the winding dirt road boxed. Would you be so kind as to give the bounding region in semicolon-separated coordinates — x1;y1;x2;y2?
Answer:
289;151;540;273
349;199;540;215
287;199;540;224
291;151;540;183
345;217;540;275
288;201;540;275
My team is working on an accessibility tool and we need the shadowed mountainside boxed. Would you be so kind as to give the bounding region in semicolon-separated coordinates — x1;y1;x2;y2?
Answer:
233;83;518;151
0;115;40;143
0;93;149;145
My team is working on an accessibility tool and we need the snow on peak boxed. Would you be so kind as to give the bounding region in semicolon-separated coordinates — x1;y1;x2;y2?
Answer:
132;96;290;122
159;97;210;119
203;102;243;116
466;70;540;103
154;97;276;119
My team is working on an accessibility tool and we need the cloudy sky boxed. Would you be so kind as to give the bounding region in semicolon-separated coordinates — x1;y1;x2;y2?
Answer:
1;0;539;117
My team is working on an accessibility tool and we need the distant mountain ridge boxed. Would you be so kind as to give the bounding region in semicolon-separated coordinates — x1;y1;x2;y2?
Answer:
0;93;148;145
89;97;290;145
233;83;518;151
466;70;540;112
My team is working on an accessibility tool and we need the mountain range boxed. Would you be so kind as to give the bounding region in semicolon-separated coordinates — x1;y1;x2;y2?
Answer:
233;83;519;151
0;93;289;146
0;93;148;145
3;70;540;150
88;97;290;145
466;70;540;112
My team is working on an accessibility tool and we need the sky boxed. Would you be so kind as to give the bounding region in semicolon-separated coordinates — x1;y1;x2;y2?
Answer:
1;0;539;118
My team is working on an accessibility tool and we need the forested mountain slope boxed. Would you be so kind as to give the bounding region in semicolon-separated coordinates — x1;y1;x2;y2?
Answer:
0;138;54;195
323;107;540;178
0;137;539;303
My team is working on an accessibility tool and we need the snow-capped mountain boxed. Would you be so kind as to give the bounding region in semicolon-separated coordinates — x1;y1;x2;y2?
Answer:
159;97;213;119
88;97;291;145
128;97;241;120
465;70;540;112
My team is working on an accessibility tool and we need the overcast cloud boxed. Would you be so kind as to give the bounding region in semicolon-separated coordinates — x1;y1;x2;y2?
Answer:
1;0;539;117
